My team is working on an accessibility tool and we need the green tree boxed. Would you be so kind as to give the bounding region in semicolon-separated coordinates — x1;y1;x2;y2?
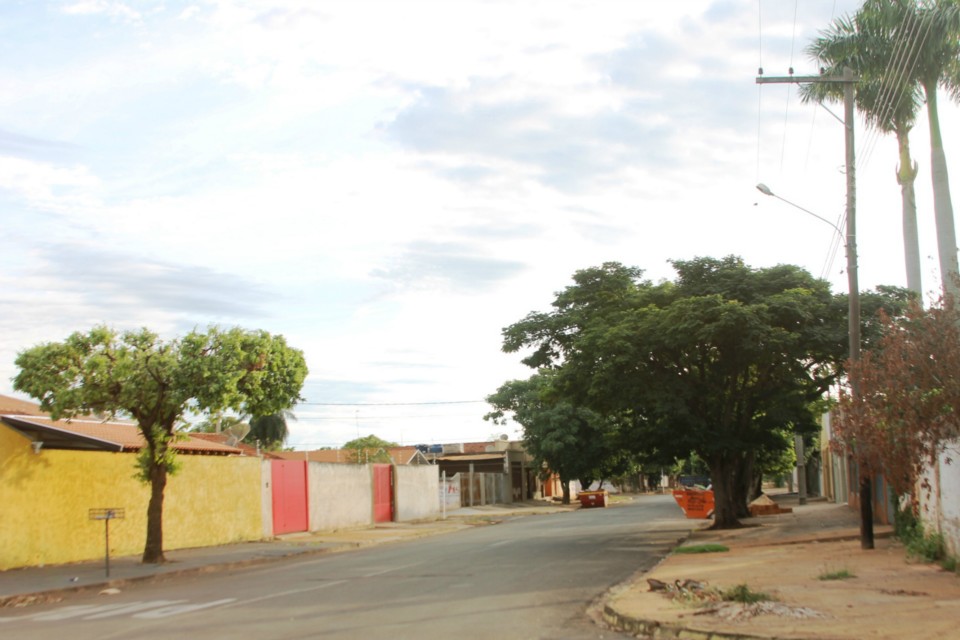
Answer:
502;258;854;528
810;0;960;297
246;411;295;450
343;434;398;463
13;325;308;564
485;372;636;504
802;2;925;296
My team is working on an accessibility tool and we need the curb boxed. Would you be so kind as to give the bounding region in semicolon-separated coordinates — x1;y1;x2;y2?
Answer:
601;604;785;640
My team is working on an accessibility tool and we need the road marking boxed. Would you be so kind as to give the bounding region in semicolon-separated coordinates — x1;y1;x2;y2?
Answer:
0;599;236;624
133;598;236;619
220;580;347;608
84;600;184;619
361;562;419;578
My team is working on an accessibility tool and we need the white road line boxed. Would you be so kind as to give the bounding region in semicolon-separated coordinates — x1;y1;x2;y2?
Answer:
219;580;348;608
361;562;419;578
85;600;184;620
133;598;237;619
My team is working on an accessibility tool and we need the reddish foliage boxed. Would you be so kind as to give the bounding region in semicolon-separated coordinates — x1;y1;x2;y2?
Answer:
833;297;960;499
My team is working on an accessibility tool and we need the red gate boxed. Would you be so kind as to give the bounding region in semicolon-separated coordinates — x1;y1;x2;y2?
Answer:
373;464;394;523
272;460;308;535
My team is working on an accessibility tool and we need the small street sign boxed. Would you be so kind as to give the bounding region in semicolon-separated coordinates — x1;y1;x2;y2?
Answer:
89;508;125;577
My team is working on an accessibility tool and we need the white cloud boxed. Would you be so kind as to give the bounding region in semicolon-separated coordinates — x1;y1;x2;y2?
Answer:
1;0;956;447
62;1;142;22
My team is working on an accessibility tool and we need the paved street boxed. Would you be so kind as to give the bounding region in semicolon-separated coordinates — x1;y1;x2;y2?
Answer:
0;496;689;639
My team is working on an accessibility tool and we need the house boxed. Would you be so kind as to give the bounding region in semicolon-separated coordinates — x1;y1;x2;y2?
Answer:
432;439;535;505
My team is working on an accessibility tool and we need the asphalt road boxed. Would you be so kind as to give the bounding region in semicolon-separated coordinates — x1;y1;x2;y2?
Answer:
0;495;691;639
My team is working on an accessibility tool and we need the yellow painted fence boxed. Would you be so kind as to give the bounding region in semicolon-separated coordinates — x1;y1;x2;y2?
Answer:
0;426;263;571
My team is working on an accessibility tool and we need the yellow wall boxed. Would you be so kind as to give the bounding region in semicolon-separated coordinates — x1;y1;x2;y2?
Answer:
0;425;263;570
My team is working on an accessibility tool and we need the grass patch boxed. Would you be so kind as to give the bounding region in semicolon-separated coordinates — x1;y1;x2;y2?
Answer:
818;568;855;581
673;543;729;554
721;583;773;604
895;507;947;563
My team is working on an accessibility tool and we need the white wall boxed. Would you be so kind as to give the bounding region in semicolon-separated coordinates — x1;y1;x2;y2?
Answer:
395;465;440;521
920;442;960;556
261;459;274;538
307;463;373;531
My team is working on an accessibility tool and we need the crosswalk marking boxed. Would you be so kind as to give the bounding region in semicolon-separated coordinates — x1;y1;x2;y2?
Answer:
0;598;234;623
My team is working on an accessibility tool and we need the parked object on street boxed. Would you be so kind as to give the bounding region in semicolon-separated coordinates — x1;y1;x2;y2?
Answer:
748;493;792;517
672;487;714;519
578;490;608;508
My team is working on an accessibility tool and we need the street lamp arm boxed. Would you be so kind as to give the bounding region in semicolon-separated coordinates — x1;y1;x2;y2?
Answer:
755;183;845;239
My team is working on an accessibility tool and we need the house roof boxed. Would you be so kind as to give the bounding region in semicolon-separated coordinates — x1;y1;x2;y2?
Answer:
189;432;284;458
0;393;242;455
1;412;241;455
0;394;46;417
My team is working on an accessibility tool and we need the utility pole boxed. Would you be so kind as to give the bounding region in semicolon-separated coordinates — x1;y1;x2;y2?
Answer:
756;68;873;549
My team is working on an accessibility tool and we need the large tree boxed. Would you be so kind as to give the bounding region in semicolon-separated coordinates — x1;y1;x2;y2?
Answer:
804;0;960;299
802;3;925;296
13;325;308;564
485;372;637;503
504;258;856;528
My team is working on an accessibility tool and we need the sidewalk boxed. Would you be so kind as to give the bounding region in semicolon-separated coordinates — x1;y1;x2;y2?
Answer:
603;494;960;639
0;501;571;608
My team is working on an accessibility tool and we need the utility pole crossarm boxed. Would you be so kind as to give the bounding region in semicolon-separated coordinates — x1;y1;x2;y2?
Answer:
755;74;858;85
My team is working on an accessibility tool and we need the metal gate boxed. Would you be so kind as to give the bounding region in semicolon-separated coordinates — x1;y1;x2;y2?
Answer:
372;464;394;523
271;460;308;535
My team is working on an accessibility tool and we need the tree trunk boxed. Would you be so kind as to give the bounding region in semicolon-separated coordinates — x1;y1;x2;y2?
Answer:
561;479;570;505
142;456;168;564
750;472;763;503
896;128;922;297
925;82;959;300
732;451;755;519
859;472;875;550
708;454;741;529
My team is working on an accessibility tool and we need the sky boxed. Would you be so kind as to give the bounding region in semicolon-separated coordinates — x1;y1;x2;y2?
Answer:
2;0;959;449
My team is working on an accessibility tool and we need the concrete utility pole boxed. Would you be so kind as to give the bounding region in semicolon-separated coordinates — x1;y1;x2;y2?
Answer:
756;68;873;549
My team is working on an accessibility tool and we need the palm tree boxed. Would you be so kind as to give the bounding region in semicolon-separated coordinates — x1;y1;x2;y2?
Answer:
802;4;925;297
191;413;247;433
912;0;960;299
804;0;960;299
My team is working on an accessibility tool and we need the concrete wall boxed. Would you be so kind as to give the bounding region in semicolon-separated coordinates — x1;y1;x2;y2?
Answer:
395;464;440;521
261;458;274;538
919;442;960;556
937;443;960;556
0;424;263;571
307;462;373;531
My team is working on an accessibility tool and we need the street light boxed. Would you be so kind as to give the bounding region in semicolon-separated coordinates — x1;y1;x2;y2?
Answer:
755;182;861;509
755;183;844;238
755;183;859;370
